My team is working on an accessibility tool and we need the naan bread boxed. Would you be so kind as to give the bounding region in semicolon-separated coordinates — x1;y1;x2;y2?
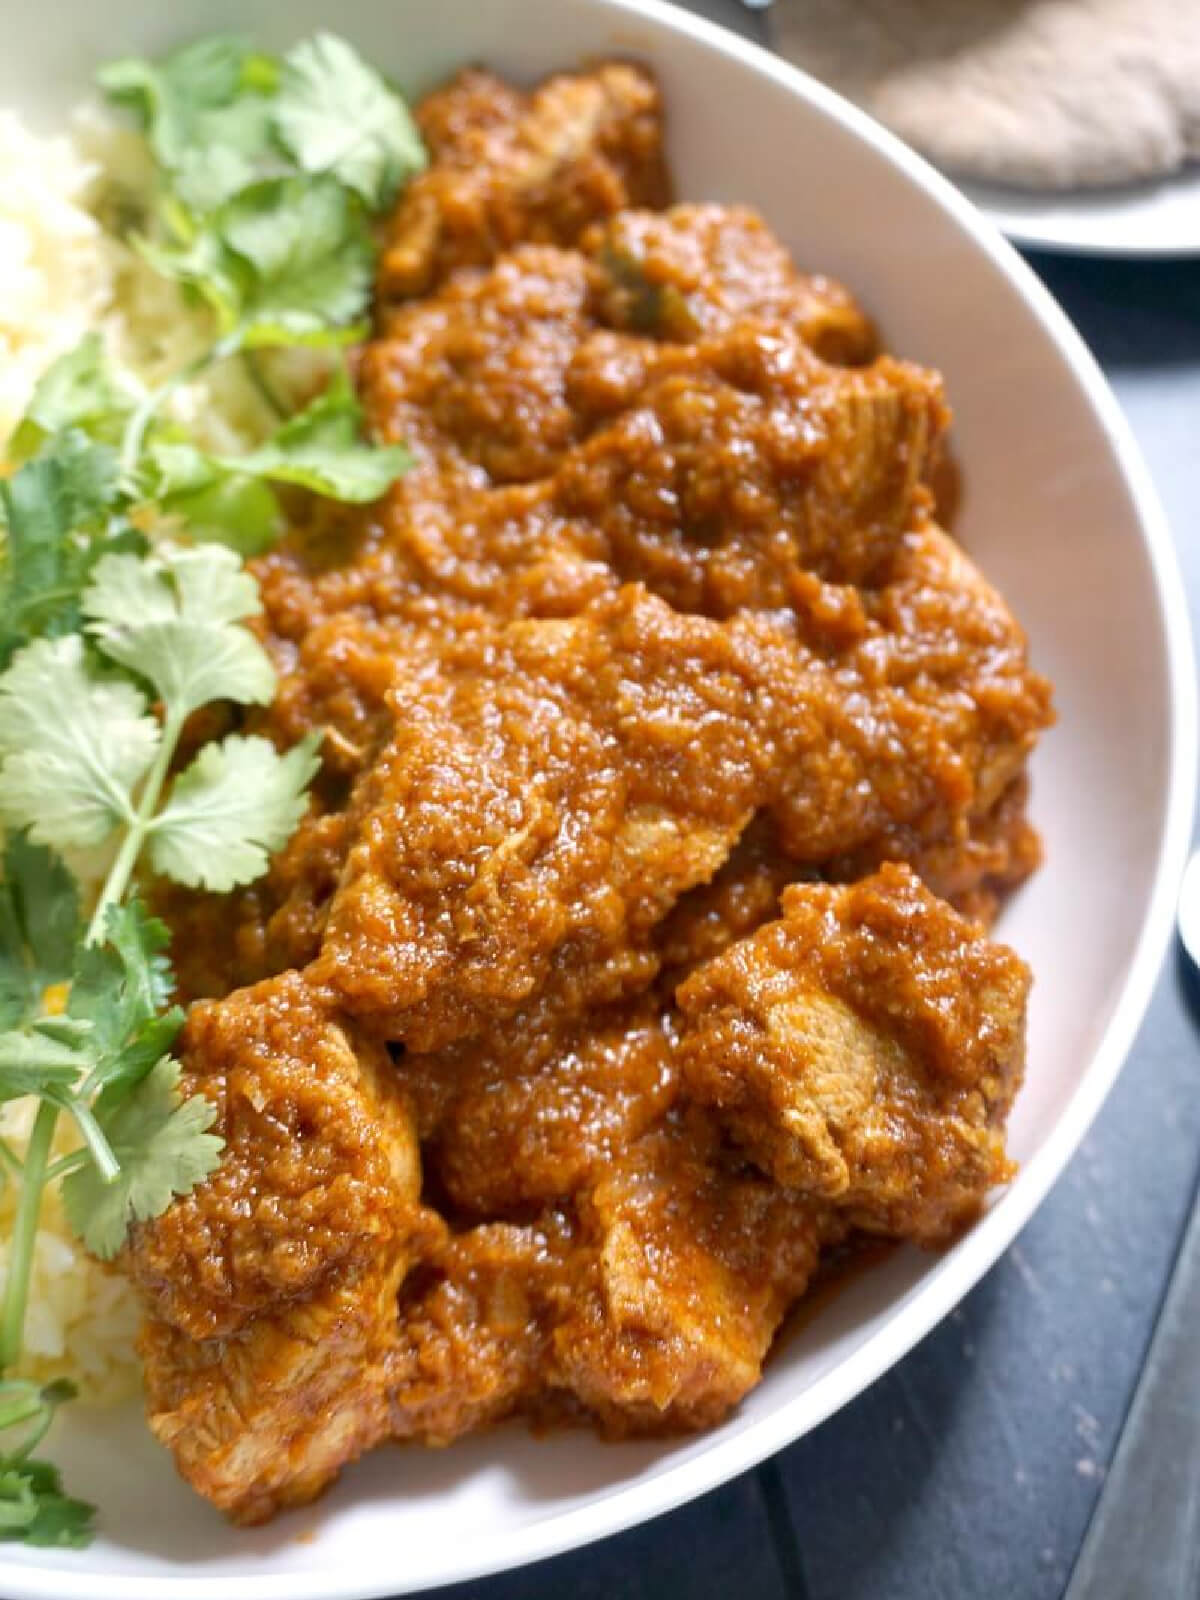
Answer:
771;0;1200;190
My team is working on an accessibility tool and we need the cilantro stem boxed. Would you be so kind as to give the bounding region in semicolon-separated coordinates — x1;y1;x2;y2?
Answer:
65;1102;119;1186
242;352;288;419
119;332;244;481
0;1380;44;1433
86;705;187;945
9;1391;55;1462
43;1151;87;1183
0;1102;56;1372
0;1139;22;1181
0;1378;74;1463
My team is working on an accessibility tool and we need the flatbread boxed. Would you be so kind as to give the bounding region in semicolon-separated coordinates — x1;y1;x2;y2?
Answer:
770;0;1200;190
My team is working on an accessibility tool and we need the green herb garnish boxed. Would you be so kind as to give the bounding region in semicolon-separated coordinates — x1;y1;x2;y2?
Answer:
0;27;425;1543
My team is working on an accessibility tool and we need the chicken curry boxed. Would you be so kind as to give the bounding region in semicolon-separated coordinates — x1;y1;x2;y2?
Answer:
127;62;1053;1523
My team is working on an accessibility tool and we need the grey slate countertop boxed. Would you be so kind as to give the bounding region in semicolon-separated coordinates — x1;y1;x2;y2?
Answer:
420;9;1200;1593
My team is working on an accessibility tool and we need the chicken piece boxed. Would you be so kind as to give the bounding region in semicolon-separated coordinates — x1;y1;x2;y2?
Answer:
126;972;428;1341
385;1215;577;1444
131;973;439;1522
195;519;1044;1011
341;315;946;630
736;524;1054;865
556;336;945;611
655;815;805;981
676;865;1029;1242
414;996;680;1216
585;204;877;364
363;246;596;486
379;65;669;305
141;1256;401;1524
548;1113;836;1430
177;523;1046;1011
313;587;767;1048
831;772;1044;927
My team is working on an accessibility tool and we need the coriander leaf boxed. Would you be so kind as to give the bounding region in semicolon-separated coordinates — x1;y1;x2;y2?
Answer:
60;1057;222;1259
0;1031;84;1104
225;369;412;502
170;98;278;212
135;438;215;501
99;35;263;170
0;429;121;540
0;432;138;667
0;636;157;850
275;33;426;208
28;1016;92;1049
69;901;183;1104
10;336;137;461
101;36;283;214
141;443;280;555
0;1460;94;1549
0;837;79;1030
166;472;280;555
0;1380;44;1433
0;1469;39;1533
219;175;373;347
83;544;275;718
132;227;242;330
149;731;320;891
83;900;174;1020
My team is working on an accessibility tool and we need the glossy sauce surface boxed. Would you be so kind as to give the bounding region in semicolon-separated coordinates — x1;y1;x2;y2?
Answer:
134;62;1051;1524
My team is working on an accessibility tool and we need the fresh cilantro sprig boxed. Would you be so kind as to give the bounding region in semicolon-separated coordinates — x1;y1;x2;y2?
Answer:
0;1379;93;1548
0;542;322;929
0;846;217;1548
0;560;319;1531
94;30;424;481
0;545;319;1531
0;29;425;1541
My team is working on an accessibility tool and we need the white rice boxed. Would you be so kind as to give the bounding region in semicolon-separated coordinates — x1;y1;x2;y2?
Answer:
1;102;330;460
0;1104;142;1404
0;102;329;1402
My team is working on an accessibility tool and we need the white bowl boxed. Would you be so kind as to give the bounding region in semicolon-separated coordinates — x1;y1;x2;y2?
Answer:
1;2;1194;1596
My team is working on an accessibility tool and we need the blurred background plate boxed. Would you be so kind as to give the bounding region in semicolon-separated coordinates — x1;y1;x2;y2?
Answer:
961;168;1200;258
731;0;1200;258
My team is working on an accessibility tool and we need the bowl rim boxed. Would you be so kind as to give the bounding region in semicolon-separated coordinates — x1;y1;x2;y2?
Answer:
2;1;1195;1596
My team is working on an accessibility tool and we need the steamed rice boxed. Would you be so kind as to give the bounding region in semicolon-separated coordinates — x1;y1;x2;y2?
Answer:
1;102;329;459
0;1104;141;1402
0;101;325;1402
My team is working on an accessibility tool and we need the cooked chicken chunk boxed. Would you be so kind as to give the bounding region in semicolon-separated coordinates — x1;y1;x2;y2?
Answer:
412;995;679;1216
136;58;1052;1524
313;587;766;1047
365;246;596;487
555;329;948;607
549;1113;836;1429
737;524;1053;865
676;864;1029;1241
379;65;669;304
141;1256;402;1524
585;203;877;364
126;972;428;1340
131;974;439;1522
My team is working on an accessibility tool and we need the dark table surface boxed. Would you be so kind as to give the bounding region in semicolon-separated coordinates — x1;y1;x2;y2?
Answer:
429;8;1200;1596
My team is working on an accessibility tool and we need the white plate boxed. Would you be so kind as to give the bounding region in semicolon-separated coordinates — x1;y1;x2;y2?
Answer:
0;2;1195;1596
962;168;1200;258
